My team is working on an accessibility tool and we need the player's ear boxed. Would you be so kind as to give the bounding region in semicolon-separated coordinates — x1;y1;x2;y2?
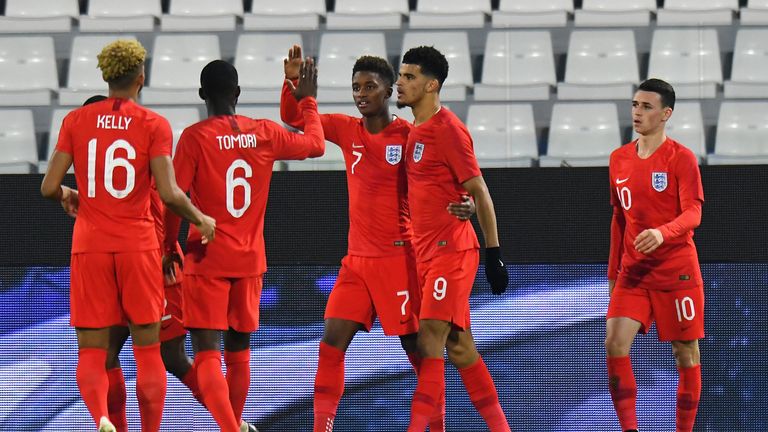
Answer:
234;86;241;99
198;88;207;101
426;78;439;94
385;86;393;99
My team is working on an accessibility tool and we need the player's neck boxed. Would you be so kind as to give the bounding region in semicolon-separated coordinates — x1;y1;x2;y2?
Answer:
207;102;236;117
412;96;441;127
107;89;137;102
636;130;667;159
363;110;393;134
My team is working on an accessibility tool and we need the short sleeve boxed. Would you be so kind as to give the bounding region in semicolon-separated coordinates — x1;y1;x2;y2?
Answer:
149;116;173;159
442;121;481;184
55;112;74;154
172;128;199;192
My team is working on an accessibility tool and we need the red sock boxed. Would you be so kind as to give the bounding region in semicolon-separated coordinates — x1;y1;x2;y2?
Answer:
313;342;345;432
225;349;251;423
133;343;166;432
195;350;239;432
458;357;510;432
106;367;128;432
408;358;444;432
76;348;109;426
181;362;206;407
607;356;638;431
676;365;701;432
407;353;445;432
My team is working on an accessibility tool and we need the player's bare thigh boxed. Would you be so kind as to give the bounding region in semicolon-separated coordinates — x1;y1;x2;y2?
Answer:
605;317;643;357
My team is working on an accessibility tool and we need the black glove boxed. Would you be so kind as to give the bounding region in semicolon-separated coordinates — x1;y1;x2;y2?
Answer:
485;247;508;295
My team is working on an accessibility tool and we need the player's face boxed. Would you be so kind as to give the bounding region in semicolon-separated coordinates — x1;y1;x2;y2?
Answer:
632;90;671;136
395;63;430;108
352;71;391;117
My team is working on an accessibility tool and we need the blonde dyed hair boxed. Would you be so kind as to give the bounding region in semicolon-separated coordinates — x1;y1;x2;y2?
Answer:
97;39;146;84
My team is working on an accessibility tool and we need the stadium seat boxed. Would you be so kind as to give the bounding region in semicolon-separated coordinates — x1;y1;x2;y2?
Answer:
284;104;356;171
149;107;201;155
0;109;37;174
141;34;221;105
327;0;408;29
316;32;387;103
40;108;71;174
631;102;706;160
81;0;160;32
540;103;620;167
574;0;655;27
647;29;722;99
245;0;326;30
162;0;243;31
657;0;737;26
558;30;638;100
741;0;768;25
0;0;77;33
466;104;538;168
409;0;490;28
401;32;472;101
709;102;768;165
492;0;573;28
474;31;556;101
235;33;303;103
59;35;137;106
724;29;768;98
0;36;58;106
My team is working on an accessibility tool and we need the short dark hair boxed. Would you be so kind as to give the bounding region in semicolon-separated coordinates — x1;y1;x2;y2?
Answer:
83;95;107;106
401;46;449;89
200;60;238;96
638;78;675;110
352;56;396;88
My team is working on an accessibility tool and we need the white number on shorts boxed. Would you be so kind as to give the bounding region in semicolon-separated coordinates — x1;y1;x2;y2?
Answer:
226;159;252;218
351;150;363;174
396;290;409;316
87;138;137;199
675;296;696;322
433;277;447;301
616;186;632;211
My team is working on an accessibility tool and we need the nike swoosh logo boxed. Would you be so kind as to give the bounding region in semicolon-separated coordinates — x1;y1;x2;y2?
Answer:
351;143;364;149
616;177;629;184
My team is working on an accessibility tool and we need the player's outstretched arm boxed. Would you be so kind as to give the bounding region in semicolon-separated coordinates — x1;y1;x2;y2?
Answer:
462;175;508;294
280;45;305;129
40;150;79;218
150;155;216;244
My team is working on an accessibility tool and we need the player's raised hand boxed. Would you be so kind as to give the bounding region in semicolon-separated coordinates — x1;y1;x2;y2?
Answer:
196;214;216;244
284;45;303;80
485;247;508;295
634;228;663;254
60;185;79;218
447;195;475;221
162;252;183;284
288;57;318;101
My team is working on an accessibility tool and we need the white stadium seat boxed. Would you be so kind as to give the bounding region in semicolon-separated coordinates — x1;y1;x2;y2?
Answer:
148;107;201;155
40;108;72;174
0;37;58;106
647;29;722;99
558;30;638;100
575;0;655;26
235;33;303;104
724;29;768;98
410;0;490;28
492;0;573;28
81;0;160;32
162;0;243;31
0;0;78;33
475;31;556;101
59;35;137;106
401;32;472;101
316;32;387;103
467;104;538;168
541;103;620;167
0;110;37;173
741;0;768;24
709;102;768;165
245;0;326;30
657;0;737;26
141;34;221;105
327;0;408;29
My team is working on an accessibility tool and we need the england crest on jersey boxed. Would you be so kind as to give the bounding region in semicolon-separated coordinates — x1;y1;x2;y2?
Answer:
413;142;425;163
386;144;402;165
652;172;667;192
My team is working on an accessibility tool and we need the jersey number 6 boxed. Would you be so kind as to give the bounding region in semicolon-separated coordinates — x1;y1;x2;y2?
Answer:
226;159;252;218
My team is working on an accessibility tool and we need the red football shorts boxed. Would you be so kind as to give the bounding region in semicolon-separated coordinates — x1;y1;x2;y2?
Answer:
325;253;420;336
607;283;705;342
182;274;263;333
70;250;164;328
416;249;479;330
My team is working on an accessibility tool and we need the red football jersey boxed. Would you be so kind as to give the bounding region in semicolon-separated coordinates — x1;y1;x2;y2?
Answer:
404;108;481;262
281;84;413;257
56;98;172;253
608;137;704;290
165;97;324;277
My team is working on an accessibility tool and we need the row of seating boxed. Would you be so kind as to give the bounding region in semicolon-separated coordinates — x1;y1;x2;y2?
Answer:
2;27;767;107
5;100;766;174
2;0;768;31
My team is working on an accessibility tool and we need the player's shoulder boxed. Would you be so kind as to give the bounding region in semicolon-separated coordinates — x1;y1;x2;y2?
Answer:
666;137;698;162
610;141;636;161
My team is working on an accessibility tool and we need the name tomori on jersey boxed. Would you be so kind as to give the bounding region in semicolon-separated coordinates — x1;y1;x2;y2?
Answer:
96;115;132;130
217;133;258;150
